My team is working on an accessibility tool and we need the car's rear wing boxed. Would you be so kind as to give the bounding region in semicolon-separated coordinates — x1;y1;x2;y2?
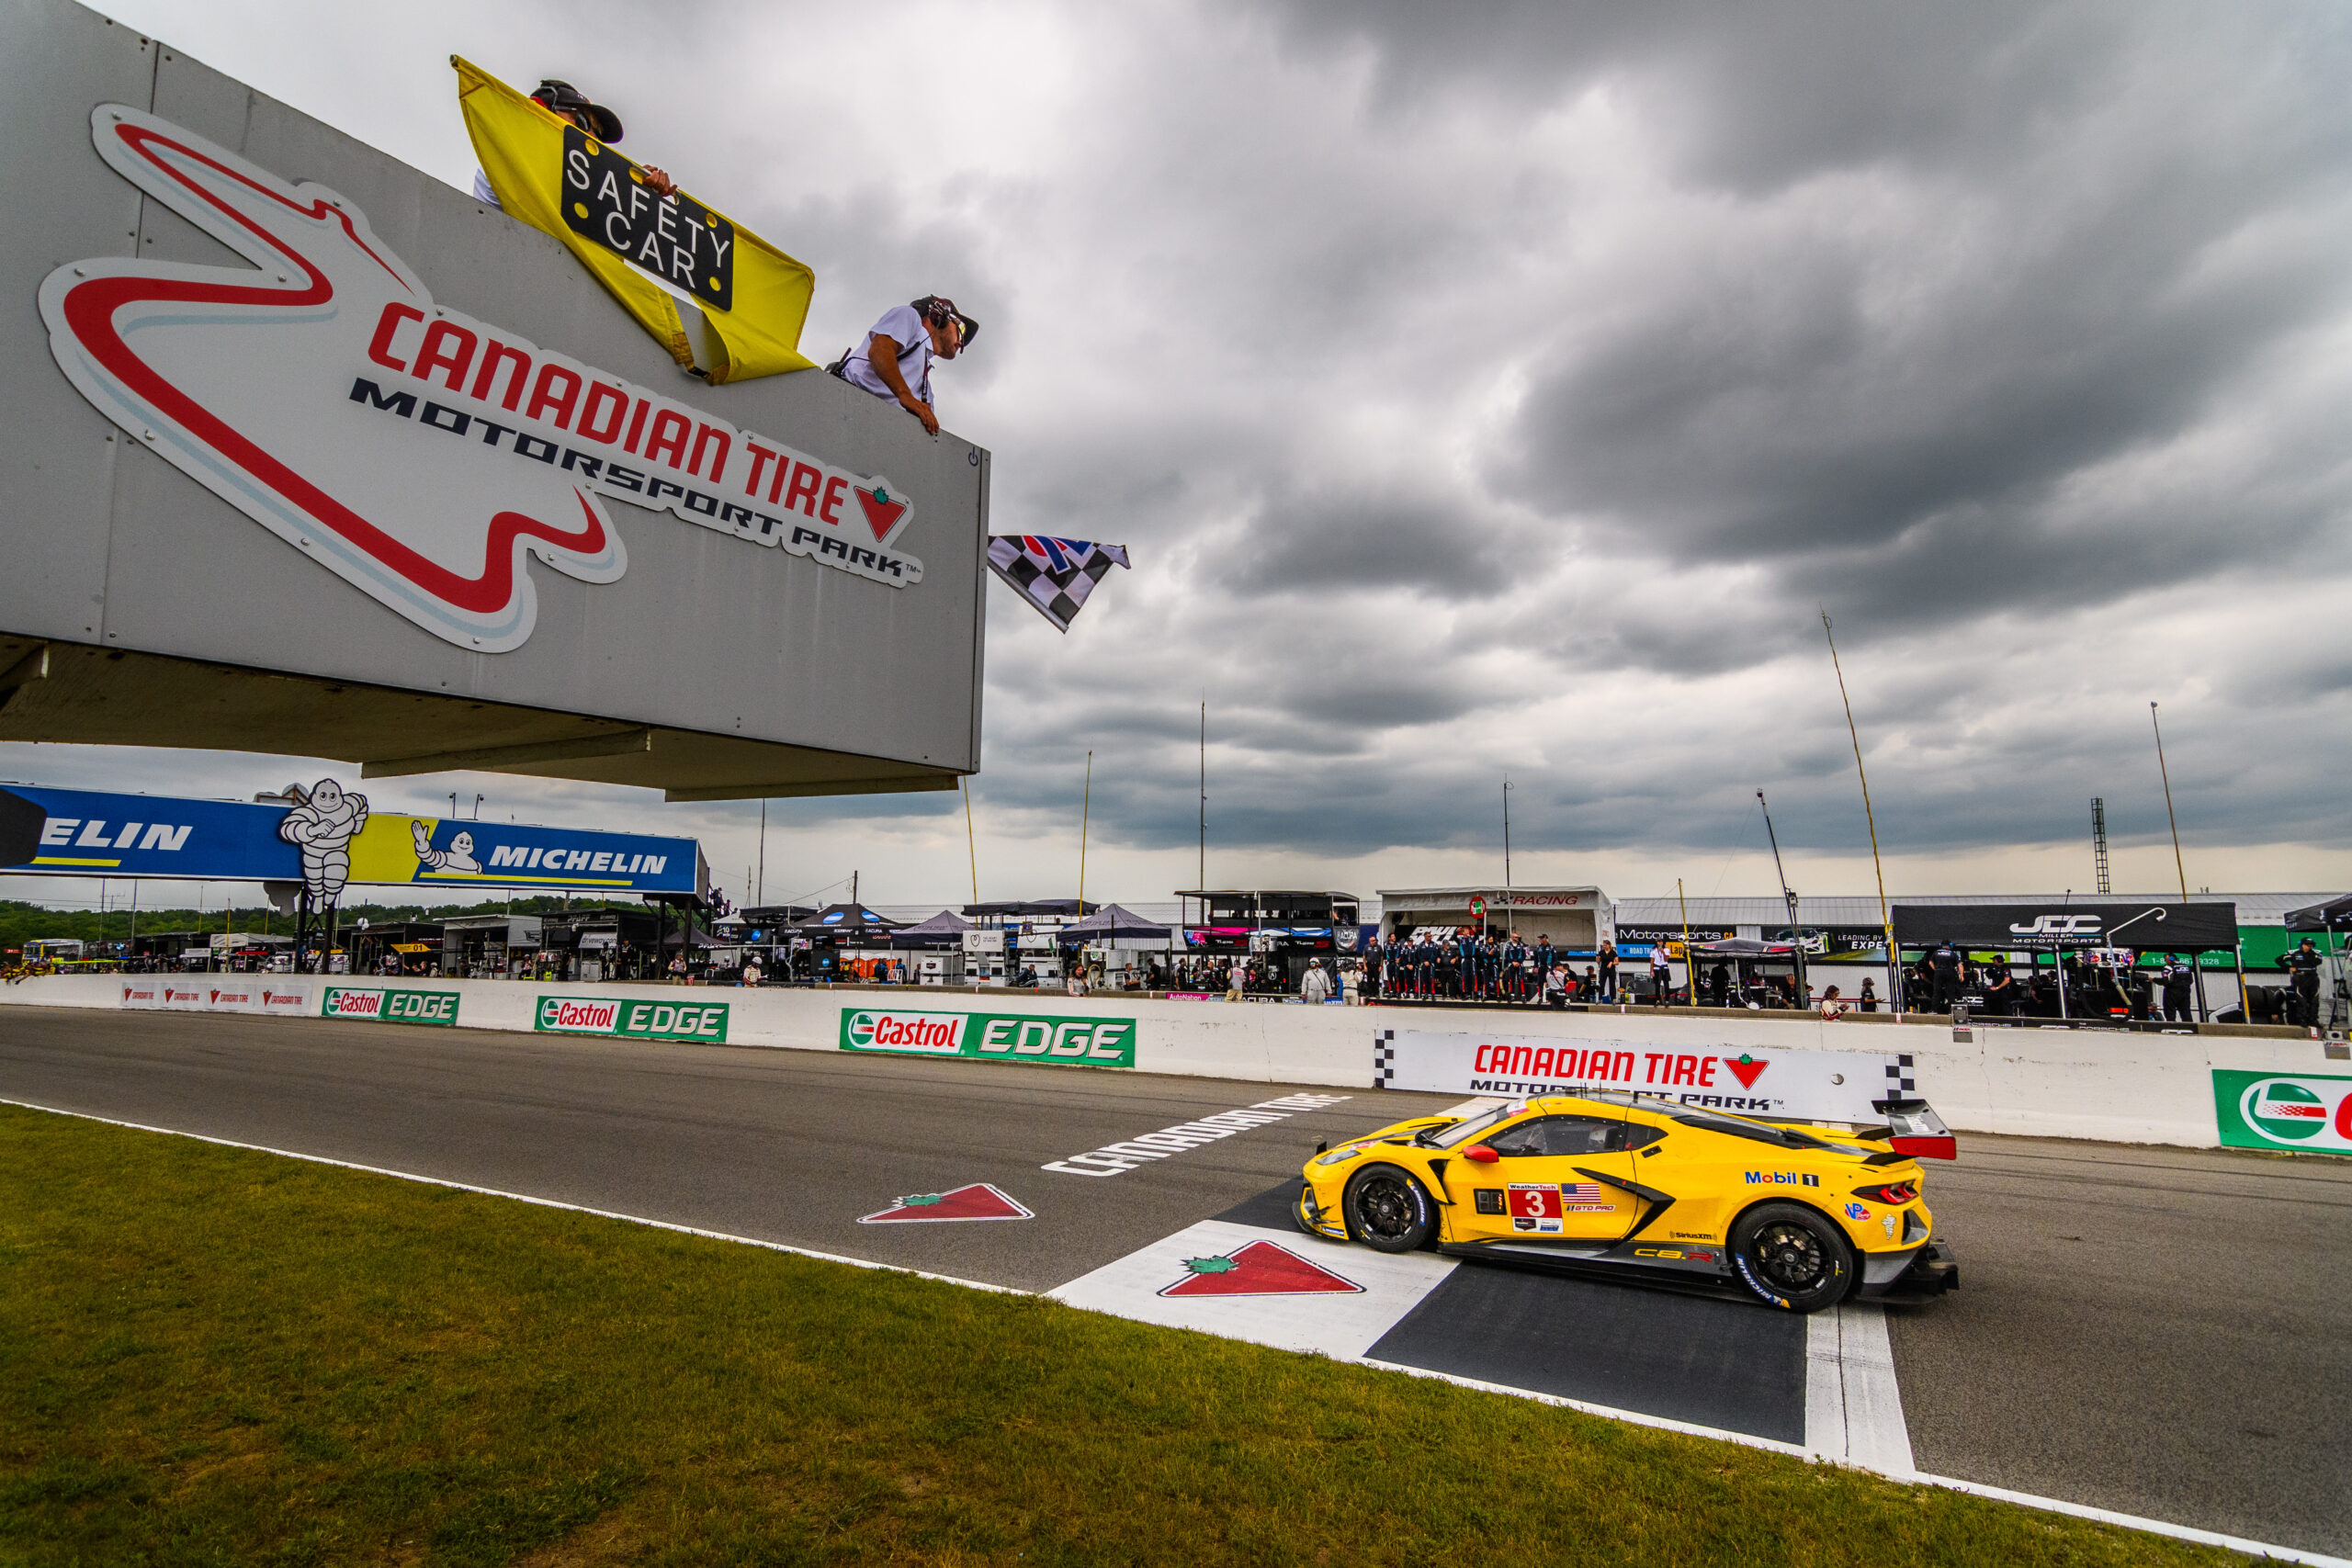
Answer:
1869;1097;1957;1161
1748;1097;1958;1161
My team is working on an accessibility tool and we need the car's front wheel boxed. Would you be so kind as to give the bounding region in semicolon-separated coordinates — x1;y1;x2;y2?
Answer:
1730;1201;1853;1312
1343;1164;1434;1253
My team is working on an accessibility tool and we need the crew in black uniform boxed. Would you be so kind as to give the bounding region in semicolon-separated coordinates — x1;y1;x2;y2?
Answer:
2283;939;2324;1027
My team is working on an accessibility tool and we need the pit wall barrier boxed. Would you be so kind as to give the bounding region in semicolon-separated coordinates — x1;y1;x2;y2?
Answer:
3;974;2333;1150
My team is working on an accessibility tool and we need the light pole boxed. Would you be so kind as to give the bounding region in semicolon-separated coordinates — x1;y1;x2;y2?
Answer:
1757;790;1808;1008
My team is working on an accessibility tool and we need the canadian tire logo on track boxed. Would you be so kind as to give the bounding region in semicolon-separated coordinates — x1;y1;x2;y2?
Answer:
534;995;728;1042
2214;1070;2352;1153
322;986;459;1026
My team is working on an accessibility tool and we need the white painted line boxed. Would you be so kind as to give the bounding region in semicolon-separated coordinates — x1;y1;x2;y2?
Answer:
0;1096;1015;1295
1049;1219;1454;1359
7;1096;2345;1566
1804;1302;1914;1472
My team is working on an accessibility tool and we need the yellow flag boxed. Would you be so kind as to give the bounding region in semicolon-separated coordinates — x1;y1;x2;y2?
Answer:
454;57;816;382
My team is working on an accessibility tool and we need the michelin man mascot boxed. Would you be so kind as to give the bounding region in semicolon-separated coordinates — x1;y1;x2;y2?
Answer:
277;778;369;902
411;821;481;874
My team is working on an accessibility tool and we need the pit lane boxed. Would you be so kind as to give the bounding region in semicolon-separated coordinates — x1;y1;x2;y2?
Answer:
0;1005;2343;1559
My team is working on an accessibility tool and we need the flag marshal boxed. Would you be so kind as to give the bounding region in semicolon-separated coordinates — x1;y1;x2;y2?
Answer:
454;57;816;383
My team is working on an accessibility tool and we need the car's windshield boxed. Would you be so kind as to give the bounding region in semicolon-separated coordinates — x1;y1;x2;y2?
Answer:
1422;1104;1519;1147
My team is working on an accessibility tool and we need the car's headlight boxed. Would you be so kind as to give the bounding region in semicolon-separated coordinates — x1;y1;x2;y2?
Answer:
1314;1145;1365;1167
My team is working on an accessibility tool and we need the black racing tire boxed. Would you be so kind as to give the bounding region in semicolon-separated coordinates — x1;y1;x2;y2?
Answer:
1342;1164;1435;1253
1730;1201;1854;1313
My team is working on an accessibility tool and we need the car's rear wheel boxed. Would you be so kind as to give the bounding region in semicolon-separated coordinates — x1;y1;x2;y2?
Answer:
1730;1201;1853;1313
1343;1164;1434;1253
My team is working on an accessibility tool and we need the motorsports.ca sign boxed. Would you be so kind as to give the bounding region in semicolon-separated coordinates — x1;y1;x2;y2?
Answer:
840;1008;1136;1069
535;996;729;1043
2213;1070;2352;1155
1374;1028;1905;1124
322;986;459;1027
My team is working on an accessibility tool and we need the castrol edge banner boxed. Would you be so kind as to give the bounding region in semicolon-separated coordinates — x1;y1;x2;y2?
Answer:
1374;1030;1904;1124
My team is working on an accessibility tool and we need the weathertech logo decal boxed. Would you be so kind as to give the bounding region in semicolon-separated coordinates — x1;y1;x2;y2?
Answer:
40;107;920;655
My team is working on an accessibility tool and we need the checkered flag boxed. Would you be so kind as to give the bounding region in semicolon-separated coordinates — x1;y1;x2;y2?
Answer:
1374;1029;1396;1089
987;536;1130;634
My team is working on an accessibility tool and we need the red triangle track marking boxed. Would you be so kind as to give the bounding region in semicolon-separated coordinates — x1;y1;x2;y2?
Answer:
857;1183;1033;1224
1157;1238;1365;1298
1725;1055;1770;1089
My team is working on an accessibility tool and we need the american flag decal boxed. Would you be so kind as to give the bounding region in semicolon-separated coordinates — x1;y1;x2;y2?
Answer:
987;536;1131;633
1560;1182;1603;1200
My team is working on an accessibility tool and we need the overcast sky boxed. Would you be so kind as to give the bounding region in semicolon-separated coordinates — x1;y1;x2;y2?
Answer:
9;0;2351;913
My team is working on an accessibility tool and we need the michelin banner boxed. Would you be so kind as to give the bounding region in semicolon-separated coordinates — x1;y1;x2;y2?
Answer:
0;784;702;897
1374;1028;1907;1124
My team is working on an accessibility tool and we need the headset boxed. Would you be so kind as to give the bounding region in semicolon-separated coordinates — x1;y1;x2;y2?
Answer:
912;296;981;346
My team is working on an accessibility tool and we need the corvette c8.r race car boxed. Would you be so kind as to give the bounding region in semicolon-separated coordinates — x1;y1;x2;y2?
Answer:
1293;1091;1958;1312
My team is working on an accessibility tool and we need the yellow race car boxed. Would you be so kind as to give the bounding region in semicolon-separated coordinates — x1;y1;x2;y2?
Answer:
1293;1091;1957;1312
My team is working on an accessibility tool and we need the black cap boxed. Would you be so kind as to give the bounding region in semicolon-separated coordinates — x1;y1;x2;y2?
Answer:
532;80;624;142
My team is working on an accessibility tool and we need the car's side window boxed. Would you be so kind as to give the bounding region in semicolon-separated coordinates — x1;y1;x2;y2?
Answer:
1623;1122;1667;1152
1484;1119;1548;1157
1539;1115;1624;1156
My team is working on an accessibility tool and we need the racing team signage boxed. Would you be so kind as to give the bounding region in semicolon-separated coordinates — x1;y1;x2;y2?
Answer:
40;107;922;656
536;995;729;1043
2213;1070;2352;1155
322;986;460;1026
840;1008;1137;1069
1374;1028;1905;1124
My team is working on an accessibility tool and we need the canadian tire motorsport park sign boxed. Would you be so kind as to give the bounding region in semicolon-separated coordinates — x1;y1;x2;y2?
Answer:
1;0;986;802
41;107;922;653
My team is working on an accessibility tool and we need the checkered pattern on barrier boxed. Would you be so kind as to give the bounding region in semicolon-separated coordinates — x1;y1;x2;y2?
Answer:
1374;1029;1396;1089
1885;1054;1917;1096
985;536;1130;633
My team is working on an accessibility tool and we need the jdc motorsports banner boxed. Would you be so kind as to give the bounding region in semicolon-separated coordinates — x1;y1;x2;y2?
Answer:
1374;1029;1908;1124
536;995;730;1043
840;1007;1137;1068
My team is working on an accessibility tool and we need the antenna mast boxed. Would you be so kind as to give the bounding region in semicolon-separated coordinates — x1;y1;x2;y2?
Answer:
2091;797;2111;896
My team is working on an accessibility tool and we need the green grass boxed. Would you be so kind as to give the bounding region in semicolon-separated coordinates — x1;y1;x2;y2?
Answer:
0;1106;2249;1567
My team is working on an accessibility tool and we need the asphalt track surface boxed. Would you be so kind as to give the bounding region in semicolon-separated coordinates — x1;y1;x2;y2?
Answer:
0;1006;2346;1559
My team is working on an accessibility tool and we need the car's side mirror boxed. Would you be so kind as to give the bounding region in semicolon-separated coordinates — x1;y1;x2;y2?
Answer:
1464;1145;1499;1164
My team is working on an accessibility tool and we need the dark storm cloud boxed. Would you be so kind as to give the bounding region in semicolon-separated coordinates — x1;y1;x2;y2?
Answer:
60;0;2352;891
